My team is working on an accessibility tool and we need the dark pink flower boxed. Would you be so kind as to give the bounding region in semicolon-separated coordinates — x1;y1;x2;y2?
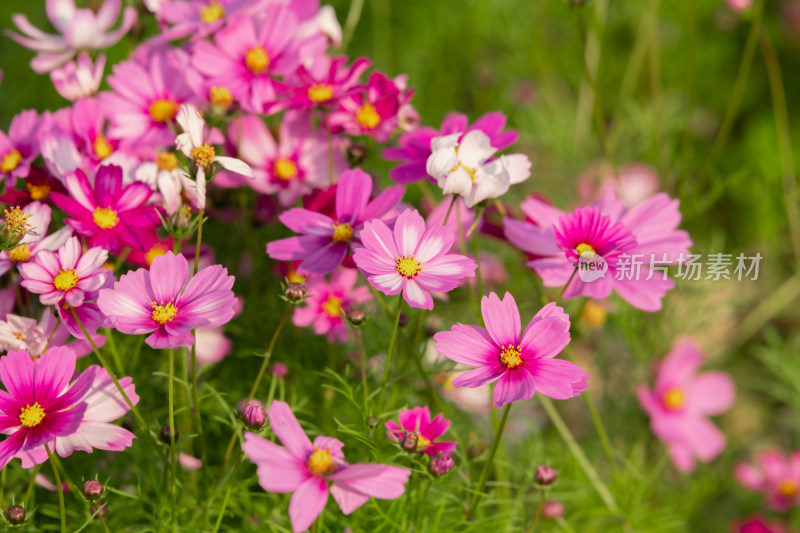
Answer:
385;406;456;457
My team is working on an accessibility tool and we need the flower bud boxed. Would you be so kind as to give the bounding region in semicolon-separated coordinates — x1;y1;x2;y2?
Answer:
91;503;108;518
5;505;25;525
284;282;307;303
398;313;409;327
242;401;267;431
366;416;379;429
169;205;193;232
401;431;419;453
159;425;177;444
346;308;367;327
347;142;367;166
270;362;288;379
429;453;454;476
83;480;104;501
535;465;558;486
541;500;564;519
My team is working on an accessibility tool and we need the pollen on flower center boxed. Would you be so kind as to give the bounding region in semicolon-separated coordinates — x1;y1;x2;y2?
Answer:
3;206;31;236
499;345;523;369
662;387;686;410
1;149;22;173
417;434;432;447
575;242;596;258
200;1;225;23
53;269;79;291
209;86;233;108
274;158;298;181
149;99;177;123
322;295;342;317
93;207;119;229
307;447;335;476
151;301;179;324
191;144;216;166
157;152;178;171
308;84;333;103
19;402;45;427
245;47;270;74
332;222;353;243
396;256;422;279
93;134;113;159
9;244;30;263
449;162;478;182
27;182;52;201
356;103;381;129
778;479;799;498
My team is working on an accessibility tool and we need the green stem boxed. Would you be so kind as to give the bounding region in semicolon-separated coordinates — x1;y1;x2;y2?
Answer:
103;328;125;376
442;195;457;226
557;268;579;304
168;348;178;533
377;297;403;414
471;221;485;304
340;0;366;52
414;478;432;531
193;209;204;277
45;444;66;533
190;344;209;473
212;485;233;533
355;328;370;418
466;403;512;518
24;464;42;507
525;490;545;533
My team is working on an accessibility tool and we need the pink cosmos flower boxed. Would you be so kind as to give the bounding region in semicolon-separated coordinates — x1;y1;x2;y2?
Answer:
0;347;137;469
636;337;735;473
504;193;692;311
727;0;753;12
227;111;344;205
242;401;411;533
283;56;371;111
266;169;404;275
735;450;800;510
97;251;237;348
293;268;372;343
18;236;109;308
51;165;161;254
0;310;103;358
383;111;519;184
5;0;137;73
577;163;660;210
194;327;232;367
352;209;477;310
433;293;587;408
0;110;41;187
733;515;793;533
53;97;123;168
50;53;106;102
0;202;72;276
385;406;457;457
157;0;271;42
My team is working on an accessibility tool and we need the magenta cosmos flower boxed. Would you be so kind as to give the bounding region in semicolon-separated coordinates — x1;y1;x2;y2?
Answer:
293;268;372;343
97;251;236;348
434;293;587;408
242;401;411;533
266;168;404;275
328;72;412;142
353;209;477;310
636;337;735;473
0;110;41;187
283;56;371;110
382;111;519;184
51;165;161;254
385;406;457;457
504;193;692;311
735;450;800;511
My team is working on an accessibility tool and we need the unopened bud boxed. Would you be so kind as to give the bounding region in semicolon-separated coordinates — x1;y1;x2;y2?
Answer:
284;282;307;303
242;401;267;431
401;431;419;452
91;503;108;518
541;500;564;519
366;416;379;429
159;425;177;444
270;362;288;379
347;308;367;327
346;142;367;166
429;453;454;476
5;505;25;525
535;465;558;486
398;313;409;327
83;480;104;501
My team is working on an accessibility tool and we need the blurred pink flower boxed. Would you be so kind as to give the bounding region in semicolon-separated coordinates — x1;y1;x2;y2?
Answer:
283;56;371;111
577;163;661;209
0;110;41;187
727;0;753;12
194;327;232;366
385;406;457;457
50;53;106;102
735;450;800;511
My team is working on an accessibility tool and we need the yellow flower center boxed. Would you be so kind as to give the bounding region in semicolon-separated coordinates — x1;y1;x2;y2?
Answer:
200;1;225;23
53;269;79;291
1;149;22;173
157;152;179;171
417;435;432;447
322;295;342;317
307;84;333;103
19;403;45;427
575;242;596;259
93;134;113;159
93;207;119;229
145;244;168;266
245;47;270;75
3;206;31;236
307;447;335;476
779;479;799;498
662;387;686;410
332;222;353;243
499;345;523;369
287;268;304;284
12;331;25;341
356;103;381;129
27;182;52;201
273;158;298;181
151;301;179;324
191;144;216;166
449;162;478;182
8;244;30;263
149;99;177;123
209;86;233;108
395;256;422;279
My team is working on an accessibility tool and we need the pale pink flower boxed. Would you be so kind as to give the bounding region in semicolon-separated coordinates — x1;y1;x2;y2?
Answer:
735;451;800;510
50;53;106;102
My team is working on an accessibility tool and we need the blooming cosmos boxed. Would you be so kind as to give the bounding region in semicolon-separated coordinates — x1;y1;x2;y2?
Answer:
353;208;477;310
636;337;735;473
97;251;237;348
50;53;106;102
504;193;692;311
266;168;404;275
0;110;40;186
433;293;587;408
0;202;72;276
242;401;411;533
385;406;457;457
735;450;800;510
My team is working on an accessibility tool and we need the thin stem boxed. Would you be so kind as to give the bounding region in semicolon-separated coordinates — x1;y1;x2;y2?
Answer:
212;485;233;533
46;444;66;533
103;328;125;376
414;478;433;531
190;344;208;472
97;507;112;533
471;216;485;303
24;464;42;507
193;209;204;277
557;267;579;304
466;403;512;518
525;490;545;533
538;396;620;515
442;195;457;226
168;348;178;533
377;297;403;414
355;328;370;418
340;0;366;52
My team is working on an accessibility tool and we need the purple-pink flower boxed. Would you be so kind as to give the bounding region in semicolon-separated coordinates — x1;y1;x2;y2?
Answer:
50;53;106;102
385;406;457;457
0;110;41;187
636;337;735;473
283;56;371;110
97;251;237;348
353;209;477;310
242;401;411;533
433;293;587;408
735;450;800;511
